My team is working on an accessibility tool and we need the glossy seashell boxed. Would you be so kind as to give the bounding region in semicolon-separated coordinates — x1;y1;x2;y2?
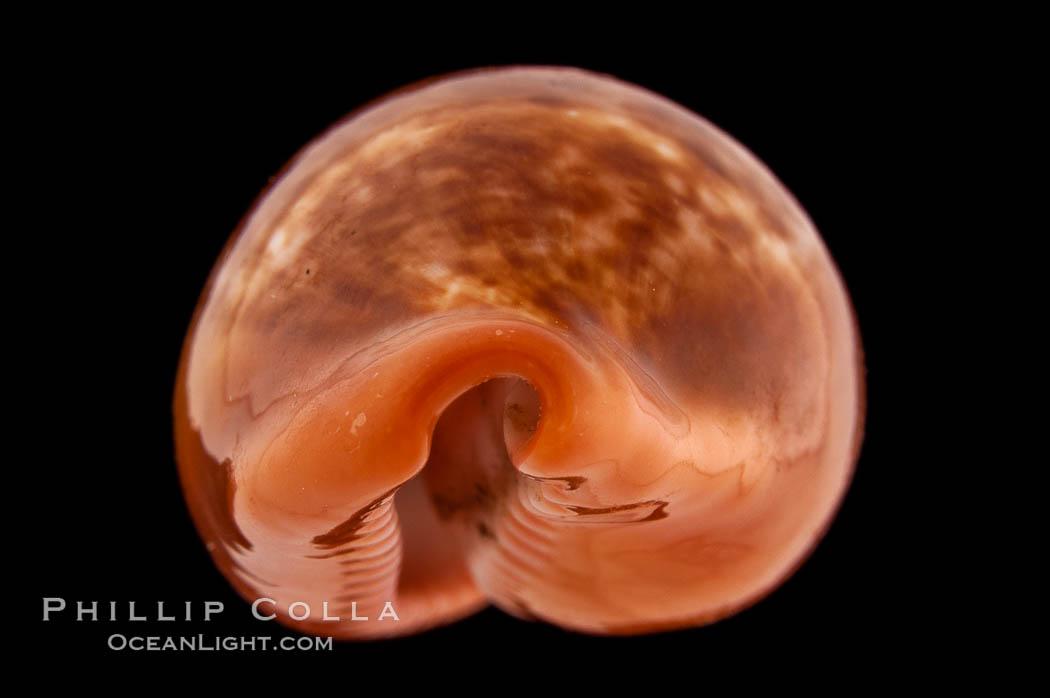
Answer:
174;66;864;638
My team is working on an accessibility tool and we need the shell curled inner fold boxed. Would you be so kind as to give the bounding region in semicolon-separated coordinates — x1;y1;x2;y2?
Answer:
174;67;863;638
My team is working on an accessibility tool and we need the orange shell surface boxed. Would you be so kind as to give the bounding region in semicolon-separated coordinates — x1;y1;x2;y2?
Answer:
174;66;864;639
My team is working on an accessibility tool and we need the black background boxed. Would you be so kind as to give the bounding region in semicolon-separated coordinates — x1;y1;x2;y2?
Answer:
20;28;944;673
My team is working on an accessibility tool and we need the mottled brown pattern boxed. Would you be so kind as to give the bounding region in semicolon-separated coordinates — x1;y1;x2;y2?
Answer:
246;103;800;393
197;76;823;424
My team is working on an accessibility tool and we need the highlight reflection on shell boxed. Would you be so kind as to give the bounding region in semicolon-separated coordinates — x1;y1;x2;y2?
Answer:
174;66;864;638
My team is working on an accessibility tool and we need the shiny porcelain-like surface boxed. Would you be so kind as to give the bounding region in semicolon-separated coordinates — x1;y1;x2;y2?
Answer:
174;66;864;638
